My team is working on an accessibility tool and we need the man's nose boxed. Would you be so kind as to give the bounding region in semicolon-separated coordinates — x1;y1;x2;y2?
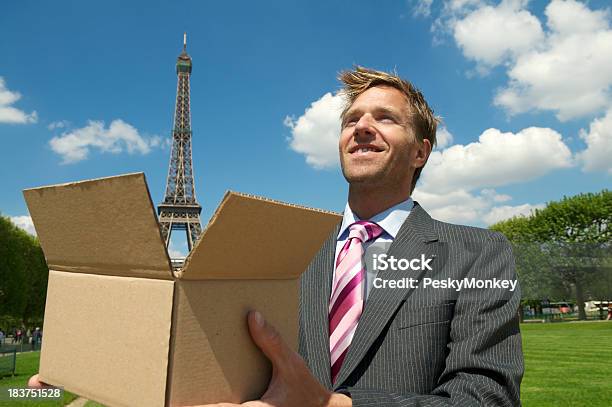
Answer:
354;114;376;140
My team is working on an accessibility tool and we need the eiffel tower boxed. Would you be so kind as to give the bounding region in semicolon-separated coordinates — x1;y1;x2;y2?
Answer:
158;33;203;255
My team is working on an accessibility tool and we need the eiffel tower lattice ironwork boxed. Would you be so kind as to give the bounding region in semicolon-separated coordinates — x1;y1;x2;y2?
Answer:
158;33;202;253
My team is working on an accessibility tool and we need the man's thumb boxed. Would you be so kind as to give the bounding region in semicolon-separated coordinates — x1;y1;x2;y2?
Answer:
247;310;288;369
28;374;53;388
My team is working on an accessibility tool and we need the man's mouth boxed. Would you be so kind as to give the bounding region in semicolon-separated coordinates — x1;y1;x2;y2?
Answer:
349;144;384;155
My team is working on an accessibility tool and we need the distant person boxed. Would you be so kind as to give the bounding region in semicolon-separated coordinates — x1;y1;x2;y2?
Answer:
0;329;4;346
32;327;42;350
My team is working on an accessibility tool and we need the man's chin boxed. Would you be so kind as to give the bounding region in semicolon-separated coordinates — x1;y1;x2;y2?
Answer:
342;170;385;186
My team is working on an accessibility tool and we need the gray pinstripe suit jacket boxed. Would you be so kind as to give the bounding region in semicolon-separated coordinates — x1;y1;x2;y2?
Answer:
298;202;523;406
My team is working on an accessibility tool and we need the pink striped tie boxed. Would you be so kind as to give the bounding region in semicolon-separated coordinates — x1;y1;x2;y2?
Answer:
329;220;383;384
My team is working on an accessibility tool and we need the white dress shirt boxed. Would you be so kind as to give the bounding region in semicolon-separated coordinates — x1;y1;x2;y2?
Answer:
333;198;414;300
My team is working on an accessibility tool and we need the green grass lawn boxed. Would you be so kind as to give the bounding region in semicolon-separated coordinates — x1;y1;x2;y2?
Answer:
1;321;610;406
520;321;612;406
0;351;78;406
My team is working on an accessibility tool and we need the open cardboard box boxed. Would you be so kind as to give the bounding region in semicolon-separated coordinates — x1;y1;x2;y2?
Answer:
23;173;341;407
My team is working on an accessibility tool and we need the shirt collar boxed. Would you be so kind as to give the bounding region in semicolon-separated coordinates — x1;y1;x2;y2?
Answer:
338;198;414;240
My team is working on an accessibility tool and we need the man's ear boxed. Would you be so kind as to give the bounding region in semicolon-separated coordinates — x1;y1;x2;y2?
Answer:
413;139;432;168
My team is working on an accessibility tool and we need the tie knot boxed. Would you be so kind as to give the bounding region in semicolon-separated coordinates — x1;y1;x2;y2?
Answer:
348;221;384;243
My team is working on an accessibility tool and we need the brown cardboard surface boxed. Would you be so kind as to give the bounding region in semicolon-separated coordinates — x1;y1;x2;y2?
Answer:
25;173;343;406
182;191;341;280
39;270;174;407
167;279;299;406
23;173;172;280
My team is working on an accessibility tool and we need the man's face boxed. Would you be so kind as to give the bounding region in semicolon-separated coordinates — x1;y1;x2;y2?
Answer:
339;86;423;189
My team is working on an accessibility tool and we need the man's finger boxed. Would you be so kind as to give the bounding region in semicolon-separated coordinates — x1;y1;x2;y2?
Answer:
27;374;53;389
247;310;290;369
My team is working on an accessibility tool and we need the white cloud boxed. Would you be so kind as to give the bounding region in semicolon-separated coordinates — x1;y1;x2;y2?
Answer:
284;92;344;169
431;0;487;44
168;244;186;258
412;187;543;225
441;0;612;121
47;120;70;130
420;126;573;193
49;119;162;164
577;108;612;174
412;123;570;226
0;77;37;124
413;188;490;223
413;0;434;17
453;0;544;69
447;0;485;12
482;203;544;224
495;0;612;121
481;188;511;202
9;215;36;236
545;0;609;38
435;126;454;149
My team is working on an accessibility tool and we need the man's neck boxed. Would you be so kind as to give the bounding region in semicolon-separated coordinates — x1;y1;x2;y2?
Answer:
347;184;411;219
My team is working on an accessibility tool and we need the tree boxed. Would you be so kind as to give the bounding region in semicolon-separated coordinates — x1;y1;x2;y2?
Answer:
490;217;558;322
491;217;549;298
0;214;49;327
491;190;611;320
0;215;28;318
21;234;48;323
530;191;611;320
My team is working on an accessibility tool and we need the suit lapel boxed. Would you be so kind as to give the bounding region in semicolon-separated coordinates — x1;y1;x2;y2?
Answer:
302;223;338;389
334;203;440;386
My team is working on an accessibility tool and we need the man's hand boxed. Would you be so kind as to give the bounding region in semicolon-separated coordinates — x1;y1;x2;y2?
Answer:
26;312;351;407
27;374;54;388
195;311;351;407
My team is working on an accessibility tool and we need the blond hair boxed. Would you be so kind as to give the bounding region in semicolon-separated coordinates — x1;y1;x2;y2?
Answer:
339;66;439;192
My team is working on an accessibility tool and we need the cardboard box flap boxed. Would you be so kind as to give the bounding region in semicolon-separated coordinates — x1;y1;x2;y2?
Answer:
181;191;341;280
23;173;173;280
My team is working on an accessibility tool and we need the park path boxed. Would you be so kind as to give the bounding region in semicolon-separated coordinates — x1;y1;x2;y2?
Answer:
66;396;88;407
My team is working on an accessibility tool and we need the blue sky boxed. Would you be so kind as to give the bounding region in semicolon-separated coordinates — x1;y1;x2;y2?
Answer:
1;0;610;255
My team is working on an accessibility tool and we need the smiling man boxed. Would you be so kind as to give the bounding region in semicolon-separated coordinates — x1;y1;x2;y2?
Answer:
197;67;524;406
30;67;523;406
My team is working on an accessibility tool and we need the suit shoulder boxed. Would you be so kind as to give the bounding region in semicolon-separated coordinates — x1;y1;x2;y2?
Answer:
431;218;509;243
